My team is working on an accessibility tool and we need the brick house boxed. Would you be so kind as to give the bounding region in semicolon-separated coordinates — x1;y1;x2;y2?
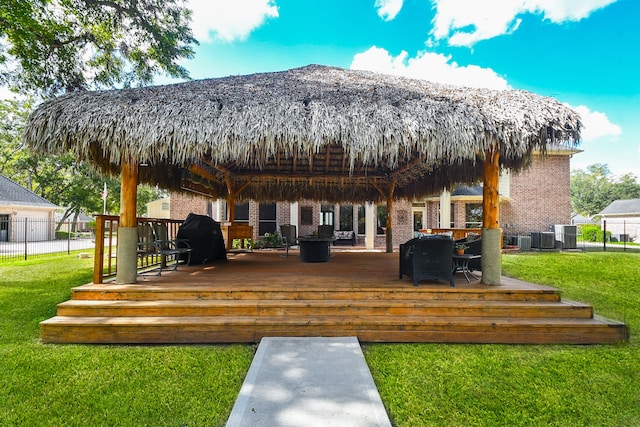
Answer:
161;148;576;248
421;150;576;242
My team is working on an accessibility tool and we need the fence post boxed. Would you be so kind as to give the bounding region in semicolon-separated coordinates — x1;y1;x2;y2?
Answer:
603;220;607;252
24;218;28;260
67;222;71;255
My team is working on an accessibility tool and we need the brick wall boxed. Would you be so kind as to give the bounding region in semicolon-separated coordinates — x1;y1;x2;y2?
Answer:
421;154;572;236
169;192;210;220
504;154;572;235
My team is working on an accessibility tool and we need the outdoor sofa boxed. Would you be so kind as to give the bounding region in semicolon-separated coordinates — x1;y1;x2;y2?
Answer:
399;235;455;287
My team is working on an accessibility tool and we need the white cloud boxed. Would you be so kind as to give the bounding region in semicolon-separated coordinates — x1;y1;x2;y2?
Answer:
431;0;618;46
187;0;279;43
573;104;621;142
350;46;509;90
375;0;404;21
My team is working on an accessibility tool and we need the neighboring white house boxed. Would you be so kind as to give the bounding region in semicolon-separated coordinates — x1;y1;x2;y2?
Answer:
0;174;59;242
146;196;171;218
598;199;640;242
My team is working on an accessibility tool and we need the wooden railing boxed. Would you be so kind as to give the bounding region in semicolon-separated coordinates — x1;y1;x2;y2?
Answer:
421;228;482;240
93;215;185;284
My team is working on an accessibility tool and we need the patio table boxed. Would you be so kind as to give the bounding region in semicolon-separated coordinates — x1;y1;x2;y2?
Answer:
452;254;481;282
298;236;334;262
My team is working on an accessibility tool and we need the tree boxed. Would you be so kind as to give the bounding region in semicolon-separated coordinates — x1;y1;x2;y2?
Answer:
571;164;640;217
1;98;120;229
0;0;197;97
0;98;32;181
611;173;640;201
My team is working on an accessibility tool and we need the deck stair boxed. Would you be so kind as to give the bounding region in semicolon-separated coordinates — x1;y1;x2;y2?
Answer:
40;252;628;344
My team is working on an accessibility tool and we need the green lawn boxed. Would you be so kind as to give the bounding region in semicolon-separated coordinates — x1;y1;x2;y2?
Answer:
0;255;254;426
1;252;639;426
366;252;640;426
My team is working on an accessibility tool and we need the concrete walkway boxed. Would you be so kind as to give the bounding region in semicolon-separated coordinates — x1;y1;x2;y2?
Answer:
226;337;392;427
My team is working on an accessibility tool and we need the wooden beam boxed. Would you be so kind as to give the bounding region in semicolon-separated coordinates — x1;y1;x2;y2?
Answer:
224;175;235;223
116;157;139;284
386;179;397;253
482;149;500;229
370;180;387;198
481;148;502;285
236;179;252;195
391;156;426;178
92;215;105;284
120;159;138;228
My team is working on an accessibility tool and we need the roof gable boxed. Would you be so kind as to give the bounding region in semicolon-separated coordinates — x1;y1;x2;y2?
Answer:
0;174;58;209
599;199;640;216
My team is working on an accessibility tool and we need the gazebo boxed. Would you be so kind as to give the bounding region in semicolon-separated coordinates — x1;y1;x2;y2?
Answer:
23;65;581;285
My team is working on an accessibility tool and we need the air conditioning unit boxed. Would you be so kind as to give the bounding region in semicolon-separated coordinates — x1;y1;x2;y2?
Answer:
540;232;555;249
530;232;555;249
517;236;531;251
554;225;577;249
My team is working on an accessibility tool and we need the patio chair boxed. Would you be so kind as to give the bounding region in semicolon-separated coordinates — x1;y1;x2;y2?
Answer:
280;224;297;257
137;223;162;276
453;235;482;271
153;221;192;271
317;224;334;239
399;236;455;287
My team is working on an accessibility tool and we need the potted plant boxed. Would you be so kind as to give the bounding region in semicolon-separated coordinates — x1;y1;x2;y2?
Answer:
455;242;469;255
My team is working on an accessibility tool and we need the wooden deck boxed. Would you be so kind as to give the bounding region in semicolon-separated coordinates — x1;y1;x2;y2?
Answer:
40;249;629;344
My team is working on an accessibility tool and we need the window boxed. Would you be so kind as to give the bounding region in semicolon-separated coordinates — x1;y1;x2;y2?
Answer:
413;211;423;231
339;205;353;231
450;203;455;228
0;215;8;242
376;205;387;235
357;205;365;235
258;203;277;235
300;206;313;225
320;204;334;226
233;201;249;223
465;203;483;228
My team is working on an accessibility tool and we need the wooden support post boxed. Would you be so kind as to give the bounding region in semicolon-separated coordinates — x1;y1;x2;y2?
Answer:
93;215;105;284
386;195;393;253
227;193;235;223
224;175;235;223
385;179;397;253
116;158;139;284
481;149;502;285
482;149;500;229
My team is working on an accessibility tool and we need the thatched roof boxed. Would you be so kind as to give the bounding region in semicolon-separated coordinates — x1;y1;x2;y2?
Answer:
22;64;581;202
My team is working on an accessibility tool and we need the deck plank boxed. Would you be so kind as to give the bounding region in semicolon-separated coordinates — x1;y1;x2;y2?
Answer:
40;250;628;344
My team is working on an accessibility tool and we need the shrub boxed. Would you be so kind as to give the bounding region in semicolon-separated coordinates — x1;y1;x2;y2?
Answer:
579;224;611;242
255;232;283;248
55;231;71;240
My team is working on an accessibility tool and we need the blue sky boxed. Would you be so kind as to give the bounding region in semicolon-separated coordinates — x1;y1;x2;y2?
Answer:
179;0;639;180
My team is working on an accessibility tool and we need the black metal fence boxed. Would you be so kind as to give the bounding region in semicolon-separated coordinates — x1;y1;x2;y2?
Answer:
504;221;640;253
0;217;95;263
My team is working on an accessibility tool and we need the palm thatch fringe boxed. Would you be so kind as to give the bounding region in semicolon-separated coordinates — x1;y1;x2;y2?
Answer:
22;65;581;202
